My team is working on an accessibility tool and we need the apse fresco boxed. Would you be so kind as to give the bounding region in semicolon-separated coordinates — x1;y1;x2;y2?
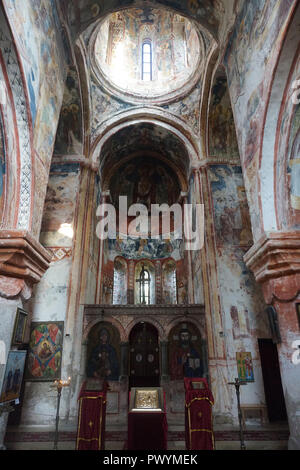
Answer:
100;123;189;177
168;322;203;380
108;236;184;261
110;156;180;209
86;322;120;381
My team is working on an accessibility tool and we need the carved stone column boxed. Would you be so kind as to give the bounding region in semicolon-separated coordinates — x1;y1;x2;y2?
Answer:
244;231;300;449
155;261;162;304
128;260;135;304
160;340;169;382
0;230;51;449
120;341;129;379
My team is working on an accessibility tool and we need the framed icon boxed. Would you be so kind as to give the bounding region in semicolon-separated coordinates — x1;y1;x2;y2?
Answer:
25;322;64;381
12;308;28;346
0;350;27;404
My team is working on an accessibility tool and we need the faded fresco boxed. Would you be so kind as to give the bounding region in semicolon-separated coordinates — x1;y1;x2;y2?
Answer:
0;116;6;220
108;236;184;261
54;67;83;155
113;257;128;305
209;165;253;247
67;0;220;40
87;322;120;381
40;163;80;247
208;72;239;158
209;163;269;384
100;124;189;179
4;0;67;153
162;259;177;304
110;156;180;209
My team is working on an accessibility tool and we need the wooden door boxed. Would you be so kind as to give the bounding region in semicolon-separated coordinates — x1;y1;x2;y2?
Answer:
129;322;160;388
258;339;287;422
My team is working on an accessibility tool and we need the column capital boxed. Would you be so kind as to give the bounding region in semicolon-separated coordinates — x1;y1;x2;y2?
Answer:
0;230;52;289
244;231;300;303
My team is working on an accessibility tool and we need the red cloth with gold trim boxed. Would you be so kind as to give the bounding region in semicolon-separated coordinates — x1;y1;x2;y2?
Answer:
76;381;107;450
127;391;168;450
184;378;214;450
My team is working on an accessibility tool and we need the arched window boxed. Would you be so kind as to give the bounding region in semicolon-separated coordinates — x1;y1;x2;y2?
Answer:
136;263;150;304
142;41;152;81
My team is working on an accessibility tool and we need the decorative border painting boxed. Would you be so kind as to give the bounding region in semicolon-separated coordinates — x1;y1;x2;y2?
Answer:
11;308;28;346
0;350;27;404
25;322;64;381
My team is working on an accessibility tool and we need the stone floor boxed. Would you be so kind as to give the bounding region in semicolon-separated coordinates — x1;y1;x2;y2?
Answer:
4;421;289;451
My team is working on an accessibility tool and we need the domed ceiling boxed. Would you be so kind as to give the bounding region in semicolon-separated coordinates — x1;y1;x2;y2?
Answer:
91;8;203;101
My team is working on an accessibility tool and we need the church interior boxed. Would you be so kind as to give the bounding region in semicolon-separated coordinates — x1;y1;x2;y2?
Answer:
0;0;299;451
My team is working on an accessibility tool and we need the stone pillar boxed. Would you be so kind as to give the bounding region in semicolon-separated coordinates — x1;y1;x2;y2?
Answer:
0;230;51;449
155;261;162;304
160;340;169;382
245;232;300;449
128;260;135;304
120;342;129;379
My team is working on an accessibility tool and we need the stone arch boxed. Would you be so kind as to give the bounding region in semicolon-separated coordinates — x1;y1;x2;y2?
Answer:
83;316;127;343
259;4;300;233
165;316;206;340
0;6;33;231
67;1;220;43
125;316;165;342
90;107;202;170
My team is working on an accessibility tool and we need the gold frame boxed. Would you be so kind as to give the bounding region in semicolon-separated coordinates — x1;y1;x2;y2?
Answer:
12;308;28;346
129;387;164;412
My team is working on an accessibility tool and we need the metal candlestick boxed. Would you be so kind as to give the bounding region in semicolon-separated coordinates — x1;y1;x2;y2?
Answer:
228;378;247;450
52;377;71;450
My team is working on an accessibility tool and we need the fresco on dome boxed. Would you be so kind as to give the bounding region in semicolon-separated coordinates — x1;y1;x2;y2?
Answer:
67;0;219;39
209;165;253;247
54;67;83;155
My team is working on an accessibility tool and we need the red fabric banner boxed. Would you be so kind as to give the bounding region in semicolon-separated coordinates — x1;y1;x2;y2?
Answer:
184;378;214;450
76;382;107;450
127;391;168;450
